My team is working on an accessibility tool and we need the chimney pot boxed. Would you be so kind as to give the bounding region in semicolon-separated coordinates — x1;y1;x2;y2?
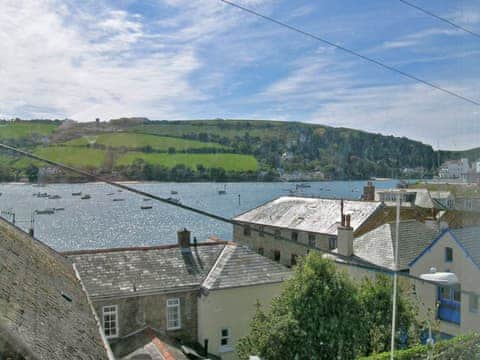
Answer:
177;228;191;249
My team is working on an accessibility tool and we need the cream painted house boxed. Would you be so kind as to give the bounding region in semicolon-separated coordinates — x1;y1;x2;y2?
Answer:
198;244;291;360
409;227;480;337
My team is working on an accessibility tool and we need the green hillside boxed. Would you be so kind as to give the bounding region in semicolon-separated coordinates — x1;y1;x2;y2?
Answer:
65;132;227;151
117;152;258;172
0;121;58;140
0;118;477;182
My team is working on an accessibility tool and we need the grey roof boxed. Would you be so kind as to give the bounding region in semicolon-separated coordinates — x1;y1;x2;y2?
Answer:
451;226;480;268
202;244;291;290
67;244;225;300
0;217;109;360
353;220;438;270
234;196;381;235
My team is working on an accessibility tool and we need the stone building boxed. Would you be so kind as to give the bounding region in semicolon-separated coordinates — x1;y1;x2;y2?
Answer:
66;230;290;360
0;216;111;359
233;196;382;267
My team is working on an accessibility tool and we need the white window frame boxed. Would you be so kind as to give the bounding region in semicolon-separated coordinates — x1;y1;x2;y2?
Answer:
219;327;233;352
102;305;119;339
166;298;181;330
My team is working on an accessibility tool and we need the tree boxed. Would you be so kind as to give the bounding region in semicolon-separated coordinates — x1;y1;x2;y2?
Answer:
237;253;365;360
237;254;421;359
25;164;39;182
359;276;420;355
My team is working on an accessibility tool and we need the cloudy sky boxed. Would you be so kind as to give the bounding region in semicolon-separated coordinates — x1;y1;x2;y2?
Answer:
1;0;479;150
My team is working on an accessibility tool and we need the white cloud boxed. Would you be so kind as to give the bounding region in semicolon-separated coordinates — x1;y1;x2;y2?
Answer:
0;0;272;122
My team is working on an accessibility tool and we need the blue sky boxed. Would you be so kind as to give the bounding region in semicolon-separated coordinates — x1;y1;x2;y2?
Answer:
1;0;479;150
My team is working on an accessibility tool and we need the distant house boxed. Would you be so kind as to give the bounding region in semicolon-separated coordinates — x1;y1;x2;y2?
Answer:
0;217;111;359
66;230;290;360
233;196;382;267
375;188;446;209
409;227;480;337
439;158;470;179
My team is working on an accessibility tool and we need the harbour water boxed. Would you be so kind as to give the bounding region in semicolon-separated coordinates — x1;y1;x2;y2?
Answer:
0;180;399;251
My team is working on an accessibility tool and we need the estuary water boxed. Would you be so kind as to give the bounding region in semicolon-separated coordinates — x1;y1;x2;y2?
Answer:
0;180;398;251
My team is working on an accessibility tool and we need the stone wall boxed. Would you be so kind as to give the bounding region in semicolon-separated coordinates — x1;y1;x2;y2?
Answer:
93;289;199;343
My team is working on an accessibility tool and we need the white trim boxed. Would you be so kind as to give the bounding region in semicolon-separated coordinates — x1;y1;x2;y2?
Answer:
166;298;181;330
102;305;119;339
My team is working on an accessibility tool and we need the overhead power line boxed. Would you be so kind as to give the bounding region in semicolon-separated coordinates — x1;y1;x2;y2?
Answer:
219;0;480;107
399;0;480;39
0;142;472;296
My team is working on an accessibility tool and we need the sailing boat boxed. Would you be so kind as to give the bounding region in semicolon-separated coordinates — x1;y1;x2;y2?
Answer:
218;184;227;195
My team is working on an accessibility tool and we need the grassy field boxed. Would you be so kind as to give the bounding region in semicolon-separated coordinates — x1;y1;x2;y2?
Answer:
64;132;227;151
0;122;57;140
117;152;259;171
14;146;107;168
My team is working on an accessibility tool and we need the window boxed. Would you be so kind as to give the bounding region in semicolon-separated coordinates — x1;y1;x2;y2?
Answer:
308;233;315;248
220;328;232;352
274;229;281;239
445;247;453;262
470;294;479;313
166;298;181;330
291;254;298;266
273;250;281;262
259;225;265;237
328;236;337;250
102;305;118;339
465;199;472;210
291;231;298;242
447;199;455;208
243;225;251;236
258;247;264;256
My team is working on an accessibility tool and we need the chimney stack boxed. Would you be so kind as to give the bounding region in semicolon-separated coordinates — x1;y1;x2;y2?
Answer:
337;214;354;257
363;181;375;201
177;228;191;250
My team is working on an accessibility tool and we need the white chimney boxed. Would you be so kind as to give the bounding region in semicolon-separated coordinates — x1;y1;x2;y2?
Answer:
337;214;354;257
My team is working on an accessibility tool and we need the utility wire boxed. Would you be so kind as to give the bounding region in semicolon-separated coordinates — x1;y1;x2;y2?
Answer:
219;0;480;107
0;142;471;294
399;0;480;39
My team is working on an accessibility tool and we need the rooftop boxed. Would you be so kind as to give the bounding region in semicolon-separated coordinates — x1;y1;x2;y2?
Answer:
66;241;291;300
233;196;381;235
353;220;439;270
451;226;480;268
66;243;225;300
0;217;109;359
202;244;291;291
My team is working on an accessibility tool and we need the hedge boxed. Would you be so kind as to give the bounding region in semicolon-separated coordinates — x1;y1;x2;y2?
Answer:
360;333;480;360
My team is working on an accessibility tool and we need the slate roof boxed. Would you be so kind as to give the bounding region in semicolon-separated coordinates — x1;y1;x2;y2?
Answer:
451;226;480;268
0;217;109;360
353;220;438;270
202;244;291;290
66;243;225;300
233;196;381;235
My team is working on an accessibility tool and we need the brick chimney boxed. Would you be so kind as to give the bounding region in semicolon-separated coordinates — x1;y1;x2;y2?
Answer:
337;214;354;257
177;228;191;250
363;181;375;201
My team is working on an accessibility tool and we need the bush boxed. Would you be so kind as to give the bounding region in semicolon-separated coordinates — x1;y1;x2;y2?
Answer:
360;333;480;360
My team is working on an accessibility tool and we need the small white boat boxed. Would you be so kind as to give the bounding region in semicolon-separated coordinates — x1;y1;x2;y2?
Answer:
167;197;181;204
81;194;91;200
72;192;82;196
170;190;178;195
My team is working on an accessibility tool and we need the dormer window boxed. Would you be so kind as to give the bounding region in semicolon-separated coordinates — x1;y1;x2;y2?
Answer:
445;247;453;262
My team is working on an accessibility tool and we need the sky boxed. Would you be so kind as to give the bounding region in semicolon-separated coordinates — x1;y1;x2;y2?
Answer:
1;0;479;150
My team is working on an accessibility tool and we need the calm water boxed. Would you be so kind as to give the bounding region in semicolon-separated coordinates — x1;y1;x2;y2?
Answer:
0;180;399;251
